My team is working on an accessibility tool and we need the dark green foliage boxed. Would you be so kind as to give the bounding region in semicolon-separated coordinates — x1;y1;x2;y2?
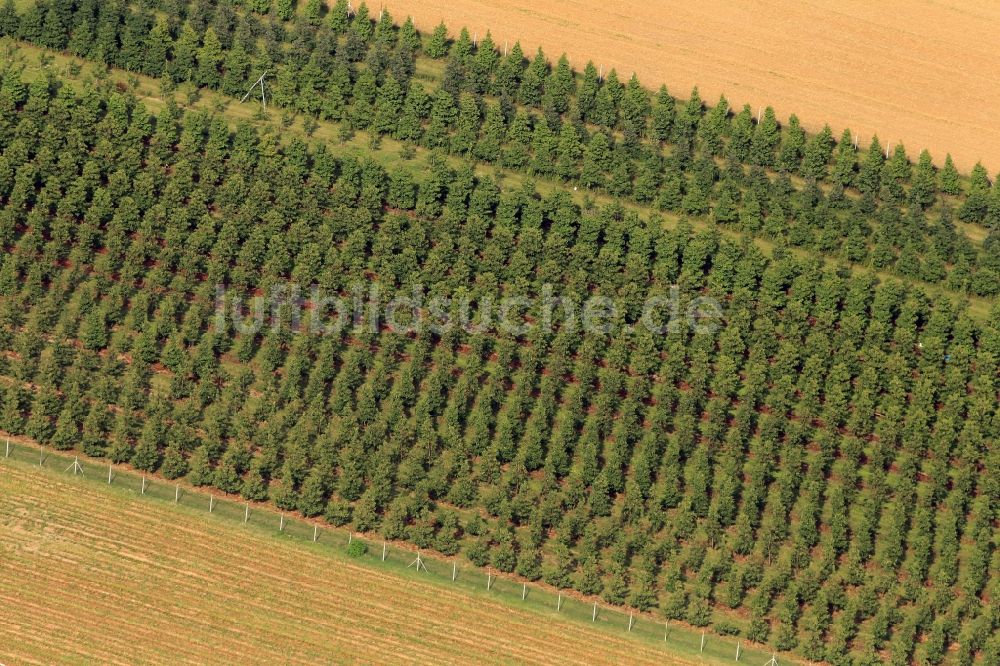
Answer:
0;0;20;38
1;7;998;661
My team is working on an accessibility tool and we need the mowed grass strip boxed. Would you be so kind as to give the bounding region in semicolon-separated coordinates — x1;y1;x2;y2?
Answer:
0;463;687;665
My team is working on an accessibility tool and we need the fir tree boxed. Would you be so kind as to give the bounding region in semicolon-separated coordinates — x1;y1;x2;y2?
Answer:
857;136;885;195
275;0;294;22
297;466;330;516
160;443;189;479
51;407;79;451
519;48;547;107
777;114;806;172
578;62;600;121
555;121;582;180
143;16;172;78
372;74;404;135
801;124;834;180
250;0;272;15
0;0;20;38
580;131;611;189
425;21;449;58
327;0;349;33
831;128;856;186
546;54;575;114
474;103;506;162
303;0;324;25
750;107;780;166
350;2;372;42
940;154;961;195
186;444;213;486
170;22;200;82
650;85;675;143
450;93;480;155
196;27;223;89
911;149;937;208
132;432;161;472
620;74;650;148
241;460;269;501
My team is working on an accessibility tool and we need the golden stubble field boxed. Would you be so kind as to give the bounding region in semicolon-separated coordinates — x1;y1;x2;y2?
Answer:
396;0;999;173
0;463;680;665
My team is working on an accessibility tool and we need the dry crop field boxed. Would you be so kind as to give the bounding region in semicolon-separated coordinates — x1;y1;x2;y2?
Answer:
0;461;695;665
396;0;1000;172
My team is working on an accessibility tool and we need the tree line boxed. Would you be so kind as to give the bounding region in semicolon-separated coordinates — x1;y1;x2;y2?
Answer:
1;0;999;297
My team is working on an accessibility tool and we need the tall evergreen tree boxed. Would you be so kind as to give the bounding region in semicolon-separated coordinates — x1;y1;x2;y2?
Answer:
196;27;224;88
519;48;547;107
777;114;806;172
0;0;20;38
939;154;961;195
326;0;349;33
425;21;449;58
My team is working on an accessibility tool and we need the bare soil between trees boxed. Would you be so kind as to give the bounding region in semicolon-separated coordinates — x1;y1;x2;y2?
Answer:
395;0;999;172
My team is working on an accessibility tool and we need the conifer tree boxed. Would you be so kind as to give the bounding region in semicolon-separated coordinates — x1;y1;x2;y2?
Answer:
530;118;557;175
40;3;68;50
910;149;937;208
81;403;108;457
958;162;991;222
327;0;349;33
750;107;780;166
241;459;270;500
372;74;404;135
143;16;172;78
493;42;524;99
250;0;272;15
620;74;650;148
451;93;481;155
474;103;506;162
857;136;885;195
940;154;961;195
17;2;43;43
578;62;600;121
170;22;200;83
187;444;214;486
501;111;532;169
51;406;79;451
160;443;189;479
425;21;449;58
196;27;223;88
350;2;372;42
519;48;547;107
303;0;324;25
132;430;162;472
831;128;856;186
398;17;421;54
698;95;728;156
801;124;834;180
726;104;753;162
0;0;20;38
777;114;806;172
276;0;294;22
651;85;675;143
297;465;330;516
546;54;575;114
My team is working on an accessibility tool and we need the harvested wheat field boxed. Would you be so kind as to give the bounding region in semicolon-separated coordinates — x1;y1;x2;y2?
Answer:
0;462;685;665
397;0;999;172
